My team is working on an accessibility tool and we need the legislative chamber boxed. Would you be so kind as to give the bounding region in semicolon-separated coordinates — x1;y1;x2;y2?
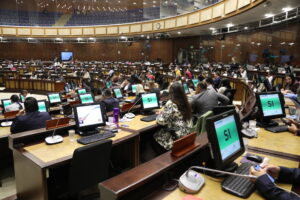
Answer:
0;0;300;200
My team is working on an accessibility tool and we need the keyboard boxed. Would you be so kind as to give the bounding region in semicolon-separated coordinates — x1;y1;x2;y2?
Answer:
265;125;288;133
140;114;158;122
77;131;115;145
222;162;255;198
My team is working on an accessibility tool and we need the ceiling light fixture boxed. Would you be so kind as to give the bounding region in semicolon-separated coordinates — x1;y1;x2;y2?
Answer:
282;7;292;12
226;23;234;28
264;13;274;18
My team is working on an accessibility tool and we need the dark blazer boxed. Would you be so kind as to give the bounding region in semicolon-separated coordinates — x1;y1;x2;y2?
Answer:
255;167;300;200
102;97;119;113
11;111;51;134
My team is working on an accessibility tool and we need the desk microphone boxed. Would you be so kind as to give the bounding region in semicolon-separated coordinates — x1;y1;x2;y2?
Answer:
124;96;142;119
45;117;64;145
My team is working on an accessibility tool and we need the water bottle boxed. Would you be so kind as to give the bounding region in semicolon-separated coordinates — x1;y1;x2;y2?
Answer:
113;107;120;128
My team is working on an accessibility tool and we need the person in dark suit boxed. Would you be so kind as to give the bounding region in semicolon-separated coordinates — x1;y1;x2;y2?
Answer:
102;89;119;113
11;97;51;134
250;164;300;200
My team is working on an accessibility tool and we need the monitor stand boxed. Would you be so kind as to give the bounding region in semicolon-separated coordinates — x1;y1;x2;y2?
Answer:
140;110;155;116
256;118;279;128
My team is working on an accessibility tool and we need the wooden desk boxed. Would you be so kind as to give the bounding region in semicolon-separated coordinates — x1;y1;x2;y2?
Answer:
11;130;139;200
163;153;299;200
120;115;159;133
248;128;300;161
0;127;10;139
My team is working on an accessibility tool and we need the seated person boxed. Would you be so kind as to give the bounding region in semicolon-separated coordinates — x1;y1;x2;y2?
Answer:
148;81;161;98
282;118;300;136
93;88;104;102
11;97;51;134
250;164;300;200
153;82;193;152
191;81;229;116
102;89;119;112
218;78;232;94
5;95;23;112
20;89;29;99
213;72;221;89
281;74;299;94
204;77;217;92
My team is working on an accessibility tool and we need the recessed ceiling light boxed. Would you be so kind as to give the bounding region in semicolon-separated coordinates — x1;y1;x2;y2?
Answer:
264;13;274;18
143;2;147;4
56;38;62;40
120;36;127;39
289;42;295;46
209;27;215;30
282;7;292;12
226;23;234;27
153;1;156;3
118;0;121;3
77;38;82;40
141;35;145;37
177;31;181;35
244;27;248;30
89;37;95;40
133;2;136;5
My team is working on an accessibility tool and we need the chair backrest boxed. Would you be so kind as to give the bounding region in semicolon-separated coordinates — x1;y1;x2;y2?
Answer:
68;140;112;194
224;89;236;104
193;111;214;135
121;102;134;112
4;110;19;118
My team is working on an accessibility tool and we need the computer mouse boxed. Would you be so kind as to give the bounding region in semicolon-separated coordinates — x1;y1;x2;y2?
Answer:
246;155;263;163
125;113;135;119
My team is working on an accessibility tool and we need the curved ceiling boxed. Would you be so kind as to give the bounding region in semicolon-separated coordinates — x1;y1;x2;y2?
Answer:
170;0;300;37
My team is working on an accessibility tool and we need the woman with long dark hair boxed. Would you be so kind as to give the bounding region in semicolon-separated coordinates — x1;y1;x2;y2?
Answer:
153;82;193;151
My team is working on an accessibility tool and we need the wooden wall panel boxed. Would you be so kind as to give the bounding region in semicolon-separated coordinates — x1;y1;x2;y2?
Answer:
188;13;200;24
238;0;251;9
45;29;58;36
201;8;212;21
225;0;238;14
2;28;17;35
176;16;188;27
119;26;130;34
213;3;224;18
71;28;82;36
83;28;94;35
32;29;44;36
107;27;118;34
130;25;141;33
18;28;31;36
165;19;176;28
95;27;106;35
142;23;152;32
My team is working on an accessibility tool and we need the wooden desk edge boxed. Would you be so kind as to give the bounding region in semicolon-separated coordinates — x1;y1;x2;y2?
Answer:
100;134;208;198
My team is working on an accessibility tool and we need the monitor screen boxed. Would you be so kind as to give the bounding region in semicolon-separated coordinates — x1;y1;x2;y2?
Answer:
114;88;123;98
79;93;94;104
183;83;190;94
48;93;61;104
132;84;137;93
258;93;283;117
141;93;159;110
19;95;25;103
106;81;112;88
192;79;199;87
77;89;87;95
64;86;69;93
61;52;73;61
74;103;105;129
2;99;12;110
38;101;48;112
206;110;244;169
214;115;241;161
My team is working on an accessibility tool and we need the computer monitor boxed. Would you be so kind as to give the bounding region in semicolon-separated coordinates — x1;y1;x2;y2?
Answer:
1;99;12;112
141;93;159;114
61;52;73;61
206;110;245;170
37;100;48;112
19;95;25;103
64;85;70;93
47;93;62;104
106;81;112;88
79;93;95;104
192;79;199;87
183;83;190;94
131;84;137;93
74;103;106;134
113;88;123;98
256;92;285;127
77;88;87;95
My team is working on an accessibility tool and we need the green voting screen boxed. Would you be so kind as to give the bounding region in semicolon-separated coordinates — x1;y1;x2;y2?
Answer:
142;93;158;109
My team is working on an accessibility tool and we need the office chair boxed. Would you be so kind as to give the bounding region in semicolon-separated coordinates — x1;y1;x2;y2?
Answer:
192;111;214;135
50;140;112;200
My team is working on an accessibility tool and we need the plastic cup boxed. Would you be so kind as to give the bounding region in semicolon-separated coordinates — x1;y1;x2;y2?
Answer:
68;129;75;142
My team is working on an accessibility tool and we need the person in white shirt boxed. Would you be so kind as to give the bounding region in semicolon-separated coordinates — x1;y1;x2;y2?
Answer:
240;66;248;80
5;95;23;112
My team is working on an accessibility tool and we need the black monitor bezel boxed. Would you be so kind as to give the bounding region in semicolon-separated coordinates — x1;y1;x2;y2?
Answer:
113;88;123;99
256;92;286;120
37;100;49;112
47;93;62;104
1;99;12;112
73;103;106;132
141;93;160;111
206;110;245;170
79;93;95;104
77;88;87;95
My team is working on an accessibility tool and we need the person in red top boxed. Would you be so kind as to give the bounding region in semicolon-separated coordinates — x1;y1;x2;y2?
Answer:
185;68;192;79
